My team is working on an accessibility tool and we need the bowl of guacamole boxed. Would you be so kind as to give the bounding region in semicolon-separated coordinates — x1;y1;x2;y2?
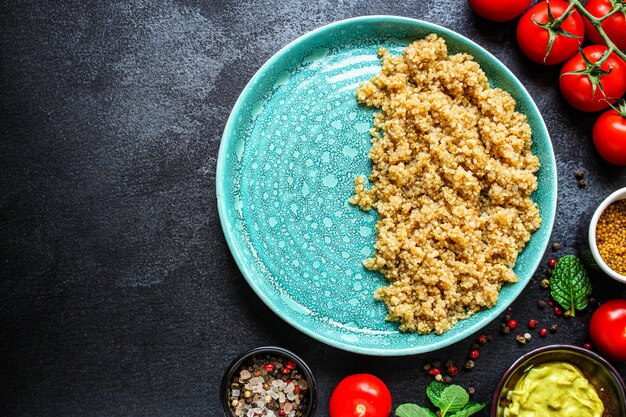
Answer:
492;345;626;417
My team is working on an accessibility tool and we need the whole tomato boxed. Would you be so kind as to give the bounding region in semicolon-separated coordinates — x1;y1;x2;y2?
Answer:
517;0;585;65
468;0;532;22
593;106;626;166
329;374;391;417
584;0;626;51
590;299;626;362
559;46;626;112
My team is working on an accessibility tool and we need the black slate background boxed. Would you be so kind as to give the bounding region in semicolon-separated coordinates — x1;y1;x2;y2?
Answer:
1;0;625;416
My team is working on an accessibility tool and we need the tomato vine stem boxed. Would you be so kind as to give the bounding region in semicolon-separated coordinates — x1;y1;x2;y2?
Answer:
567;0;626;62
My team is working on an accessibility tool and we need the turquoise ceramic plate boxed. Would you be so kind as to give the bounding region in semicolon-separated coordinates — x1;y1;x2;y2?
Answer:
216;16;557;355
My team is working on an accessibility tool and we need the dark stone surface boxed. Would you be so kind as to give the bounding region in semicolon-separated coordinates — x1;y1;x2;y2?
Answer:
1;0;625;416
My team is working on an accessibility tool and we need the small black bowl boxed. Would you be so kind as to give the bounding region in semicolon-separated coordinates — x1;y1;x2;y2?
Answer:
221;346;318;417
492;345;626;417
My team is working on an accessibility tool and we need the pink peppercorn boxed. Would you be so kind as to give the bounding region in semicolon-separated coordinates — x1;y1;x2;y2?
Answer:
427;367;441;376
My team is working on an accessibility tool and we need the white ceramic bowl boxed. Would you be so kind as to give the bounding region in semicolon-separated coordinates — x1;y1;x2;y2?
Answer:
589;187;626;284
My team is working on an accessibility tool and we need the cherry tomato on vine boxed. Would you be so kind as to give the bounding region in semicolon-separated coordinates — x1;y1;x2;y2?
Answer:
517;0;585;65
468;0;532;22
589;299;626;361
584;0;626;51
329;374;391;417
559;45;626;112
593;106;626;166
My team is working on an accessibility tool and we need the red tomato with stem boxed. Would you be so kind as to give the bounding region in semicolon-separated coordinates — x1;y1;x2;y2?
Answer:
517;0;585;65
593;104;626;166
468;0;532;22
559;45;626;112
584;0;626;51
589;299;626;362
329;374;392;417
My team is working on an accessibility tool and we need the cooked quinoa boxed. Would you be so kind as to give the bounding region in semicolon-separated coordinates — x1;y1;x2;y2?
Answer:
350;34;541;334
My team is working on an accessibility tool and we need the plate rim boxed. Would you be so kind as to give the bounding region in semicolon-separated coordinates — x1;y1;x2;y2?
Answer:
216;15;558;356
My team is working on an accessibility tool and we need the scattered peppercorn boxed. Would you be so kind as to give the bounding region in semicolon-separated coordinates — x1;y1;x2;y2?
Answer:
471;343;480;350
596;200;626;275
552;242;560;251
432;360;441;368
578;179;587;188
478;335;489;345
507;319;517;329
540;279;550;289
503;313;512;322
443;375;452;383
564;310;571;318
554;306;563;316
540;328;548;337
537;300;546;309
501;323;511;334
546;267;553;277
445;359;454;367
583;343;593;350
464;360;475;369
548;259;557;267
469;350;480;360
589;297;597;305
575;170;585;180
528;319;538;329
435;374;443;382
516;335;527;345
550;324;558;333
468;386;476;395
447;365;459;376
524;333;532;340
423;363;431;371
427;367;441;376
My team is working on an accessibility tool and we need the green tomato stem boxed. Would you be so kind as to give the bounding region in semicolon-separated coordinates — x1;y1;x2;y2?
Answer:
554;0;578;25
567;0;626;63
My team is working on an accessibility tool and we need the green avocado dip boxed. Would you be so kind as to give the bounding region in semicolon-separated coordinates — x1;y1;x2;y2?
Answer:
504;362;604;417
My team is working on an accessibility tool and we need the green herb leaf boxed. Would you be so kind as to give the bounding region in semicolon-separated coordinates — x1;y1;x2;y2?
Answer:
550;255;592;317
449;402;486;417
439;385;469;416
426;381;448;409
396;403;437;417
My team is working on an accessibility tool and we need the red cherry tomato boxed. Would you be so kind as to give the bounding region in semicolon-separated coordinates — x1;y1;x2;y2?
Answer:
468;0;532;22
589;299;626;362
329;374;391;417
584;0;626;51
559;46;626;112
517;0;585;65
593;108;626;166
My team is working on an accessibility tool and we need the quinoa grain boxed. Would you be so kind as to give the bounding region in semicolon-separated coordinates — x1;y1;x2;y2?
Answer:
350;35;541;334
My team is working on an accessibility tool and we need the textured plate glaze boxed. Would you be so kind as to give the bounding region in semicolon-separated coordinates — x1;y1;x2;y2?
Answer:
216;16;557;355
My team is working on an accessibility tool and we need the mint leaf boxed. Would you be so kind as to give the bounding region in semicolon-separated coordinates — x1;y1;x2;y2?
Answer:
449;402;486;417
396;403;437;417
439;385;469;416
550;255;592;317
426;381;447;409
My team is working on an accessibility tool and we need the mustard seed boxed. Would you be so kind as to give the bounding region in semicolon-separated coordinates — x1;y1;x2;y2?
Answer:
596;200;626;275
